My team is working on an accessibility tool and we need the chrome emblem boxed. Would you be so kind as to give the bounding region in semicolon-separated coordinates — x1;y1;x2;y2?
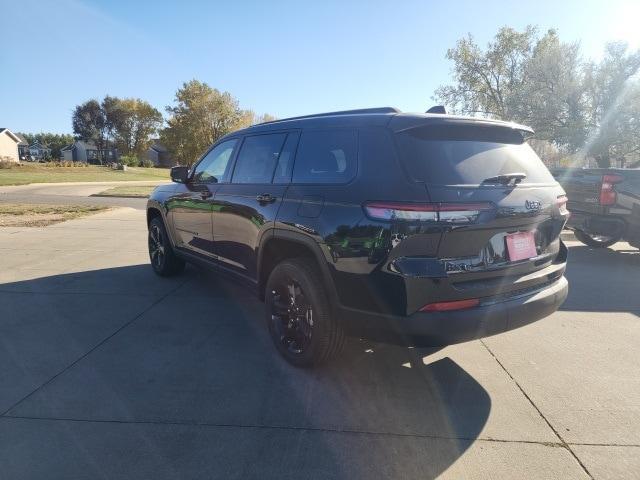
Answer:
525;200;542;211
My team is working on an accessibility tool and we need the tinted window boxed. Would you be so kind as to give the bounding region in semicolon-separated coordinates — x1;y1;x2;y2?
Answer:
193;139;237;183
395;125;555;185
232;133;286;184
292;129;357;184
272;132;300;183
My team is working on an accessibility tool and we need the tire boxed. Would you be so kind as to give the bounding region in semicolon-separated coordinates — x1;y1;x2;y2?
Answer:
265;258;345;367
148;217;185;276
573;229;621;248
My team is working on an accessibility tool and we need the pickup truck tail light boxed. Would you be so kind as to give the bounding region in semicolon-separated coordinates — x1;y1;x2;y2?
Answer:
364;202;492;224
600;174;623;206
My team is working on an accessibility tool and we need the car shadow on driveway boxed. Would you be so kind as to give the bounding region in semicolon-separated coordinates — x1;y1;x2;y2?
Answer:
0;264;490;479
562;243;640;314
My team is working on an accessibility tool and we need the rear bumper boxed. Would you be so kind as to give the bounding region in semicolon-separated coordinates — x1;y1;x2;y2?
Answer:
567;211;627;236
339;276;568;346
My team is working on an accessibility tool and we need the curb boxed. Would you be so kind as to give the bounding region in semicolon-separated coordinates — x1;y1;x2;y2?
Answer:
90;194;150;199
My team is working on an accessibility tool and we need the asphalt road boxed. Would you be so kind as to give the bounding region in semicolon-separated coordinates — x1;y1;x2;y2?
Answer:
0;182;154;209
0;207;638;479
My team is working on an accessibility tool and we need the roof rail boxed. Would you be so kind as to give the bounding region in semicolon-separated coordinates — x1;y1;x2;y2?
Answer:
259;107;401;125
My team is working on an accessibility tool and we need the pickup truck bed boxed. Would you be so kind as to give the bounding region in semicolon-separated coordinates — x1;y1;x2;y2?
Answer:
551;168;640;249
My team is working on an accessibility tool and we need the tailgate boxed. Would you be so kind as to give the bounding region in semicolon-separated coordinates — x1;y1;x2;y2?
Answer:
393;121;568;281
552;169;605;215
429;184;566;277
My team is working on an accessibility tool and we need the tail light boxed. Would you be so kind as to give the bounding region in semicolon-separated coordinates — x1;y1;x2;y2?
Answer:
420;298;480;312
600;174;623;206
556;195;569;215
364;202;492;224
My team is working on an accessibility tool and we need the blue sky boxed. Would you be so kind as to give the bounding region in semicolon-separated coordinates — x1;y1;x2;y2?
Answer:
1;0;639;133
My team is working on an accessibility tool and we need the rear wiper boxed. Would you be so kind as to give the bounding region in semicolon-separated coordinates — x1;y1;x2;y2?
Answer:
481;173;527;185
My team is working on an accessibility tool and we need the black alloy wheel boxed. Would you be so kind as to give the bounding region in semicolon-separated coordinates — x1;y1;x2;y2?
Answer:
270;280;315;355
148;217;185;276
265;259;344;367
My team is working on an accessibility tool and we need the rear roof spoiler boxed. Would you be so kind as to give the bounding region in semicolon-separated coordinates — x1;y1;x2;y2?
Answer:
391;114;535;136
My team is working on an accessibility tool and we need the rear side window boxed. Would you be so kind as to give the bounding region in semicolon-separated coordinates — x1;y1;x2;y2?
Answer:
292;129;357;184
232;133;287;184
395;125;555;185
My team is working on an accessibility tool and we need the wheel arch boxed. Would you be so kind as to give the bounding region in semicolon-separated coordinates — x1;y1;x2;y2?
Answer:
147;206;163;226
146;200;178;248
257;230;340;309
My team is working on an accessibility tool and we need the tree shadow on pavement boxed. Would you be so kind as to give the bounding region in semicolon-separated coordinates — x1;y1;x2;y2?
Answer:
0;264;491;479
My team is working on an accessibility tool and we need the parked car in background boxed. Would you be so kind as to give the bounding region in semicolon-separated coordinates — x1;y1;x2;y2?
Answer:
147;107;570;366
552;168;640;249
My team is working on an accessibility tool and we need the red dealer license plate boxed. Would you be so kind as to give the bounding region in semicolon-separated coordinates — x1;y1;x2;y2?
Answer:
506;231;537;261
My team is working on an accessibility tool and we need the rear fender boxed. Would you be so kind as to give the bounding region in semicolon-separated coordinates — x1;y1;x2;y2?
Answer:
258;229;341;314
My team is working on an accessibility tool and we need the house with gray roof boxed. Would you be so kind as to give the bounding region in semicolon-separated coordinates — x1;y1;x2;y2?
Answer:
61;140;117;164
28;140;52;160
145;140;173;167
15;133;30;160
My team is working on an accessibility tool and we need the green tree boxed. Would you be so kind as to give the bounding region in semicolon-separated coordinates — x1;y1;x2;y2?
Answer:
72;99;108;161
104;97;163;157
521;30;588;152
161;80;256;165
434;26;537;119
73;96;163;162
102;95;124;154
582;43;640;167
254;113;277;124
434;27;640;166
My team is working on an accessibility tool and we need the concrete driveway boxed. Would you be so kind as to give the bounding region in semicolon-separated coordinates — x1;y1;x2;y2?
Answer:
0;208;638;479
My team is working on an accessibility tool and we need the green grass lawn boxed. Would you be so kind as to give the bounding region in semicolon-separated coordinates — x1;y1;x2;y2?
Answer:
0;203;110;227
93;184;157;198
0;163;169;186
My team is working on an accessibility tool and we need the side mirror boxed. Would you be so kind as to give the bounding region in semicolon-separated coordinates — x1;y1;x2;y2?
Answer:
170;165;190;183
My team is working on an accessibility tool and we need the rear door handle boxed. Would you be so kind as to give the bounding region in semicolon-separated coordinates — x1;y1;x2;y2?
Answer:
256;193;276;204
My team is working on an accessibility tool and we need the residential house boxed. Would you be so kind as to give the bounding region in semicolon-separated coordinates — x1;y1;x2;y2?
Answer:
28;140;52;160
145;140;173;167
0;128;20;162
61;140;118;164
15;133;30;160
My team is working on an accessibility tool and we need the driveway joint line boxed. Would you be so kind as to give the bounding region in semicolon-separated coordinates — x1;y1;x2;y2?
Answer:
0;414;568;447
0;278;191;417
0;290;168;297
480;339;594;479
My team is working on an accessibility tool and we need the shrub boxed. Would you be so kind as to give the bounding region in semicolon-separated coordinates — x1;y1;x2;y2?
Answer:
0;158;18;169
40;160;88;168
139;158;154;168
119;155;139;167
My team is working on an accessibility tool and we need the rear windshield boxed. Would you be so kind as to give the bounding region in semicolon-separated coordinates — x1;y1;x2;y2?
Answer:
395;125;555;185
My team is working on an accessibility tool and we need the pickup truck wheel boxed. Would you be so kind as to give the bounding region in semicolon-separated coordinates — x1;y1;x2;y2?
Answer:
148;217;185;276
265;259;344;367
573;229;621;248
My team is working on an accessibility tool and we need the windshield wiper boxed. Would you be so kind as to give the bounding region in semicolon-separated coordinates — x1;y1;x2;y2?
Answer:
481;173;527;185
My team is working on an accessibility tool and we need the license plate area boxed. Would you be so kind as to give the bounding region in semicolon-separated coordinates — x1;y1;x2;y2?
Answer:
506;231;537;261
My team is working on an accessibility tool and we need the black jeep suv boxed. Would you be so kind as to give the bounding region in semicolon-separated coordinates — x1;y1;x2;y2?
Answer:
147;107;569;366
